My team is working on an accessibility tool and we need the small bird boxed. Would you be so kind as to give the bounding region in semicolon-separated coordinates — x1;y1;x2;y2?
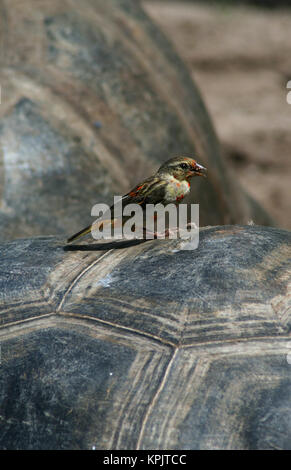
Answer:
67;156;207;243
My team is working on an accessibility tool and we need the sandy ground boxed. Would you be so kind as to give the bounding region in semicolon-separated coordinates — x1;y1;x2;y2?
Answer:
144;1;291;229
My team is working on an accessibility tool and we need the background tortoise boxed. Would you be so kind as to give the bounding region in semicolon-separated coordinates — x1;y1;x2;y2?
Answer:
0;225;290;449
0;0;290;452
0;0;272;241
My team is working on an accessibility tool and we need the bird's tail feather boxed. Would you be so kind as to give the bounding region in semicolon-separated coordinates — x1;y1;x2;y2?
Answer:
67;224;92;243
67;218;118;243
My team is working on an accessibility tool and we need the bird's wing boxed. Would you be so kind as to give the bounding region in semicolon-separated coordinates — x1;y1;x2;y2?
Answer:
118;176;168;209
67;177;168;243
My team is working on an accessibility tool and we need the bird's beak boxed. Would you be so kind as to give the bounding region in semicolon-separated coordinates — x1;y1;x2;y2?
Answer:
189;162;207;177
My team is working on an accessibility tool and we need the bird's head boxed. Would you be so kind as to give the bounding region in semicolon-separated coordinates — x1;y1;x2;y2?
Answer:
157;156;207;182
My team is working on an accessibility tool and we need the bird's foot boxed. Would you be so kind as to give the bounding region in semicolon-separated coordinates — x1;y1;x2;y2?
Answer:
186;222;198;230
143;227;179;239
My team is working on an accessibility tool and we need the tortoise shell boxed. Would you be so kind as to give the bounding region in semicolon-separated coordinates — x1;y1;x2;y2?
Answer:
0;0;272;241
0;225;290;449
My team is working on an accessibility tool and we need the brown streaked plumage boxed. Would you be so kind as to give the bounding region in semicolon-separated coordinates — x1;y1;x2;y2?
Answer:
67;156;207;243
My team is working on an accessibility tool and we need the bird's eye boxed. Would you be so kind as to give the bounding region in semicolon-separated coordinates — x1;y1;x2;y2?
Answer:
179;163;188;170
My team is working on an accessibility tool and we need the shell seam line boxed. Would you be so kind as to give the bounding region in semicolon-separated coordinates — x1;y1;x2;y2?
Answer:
2;311;290;350
0;312;57;331
136;347;178;450
56;250;113;313
59;311;177;349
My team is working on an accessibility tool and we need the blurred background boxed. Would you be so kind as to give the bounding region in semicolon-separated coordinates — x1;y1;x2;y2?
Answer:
0;0;290;240
144;0;291;229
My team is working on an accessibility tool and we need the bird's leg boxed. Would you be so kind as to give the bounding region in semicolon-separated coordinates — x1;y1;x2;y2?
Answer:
142;228;158;239
186;222;198;230
143;227;179;239
164;227;179;238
